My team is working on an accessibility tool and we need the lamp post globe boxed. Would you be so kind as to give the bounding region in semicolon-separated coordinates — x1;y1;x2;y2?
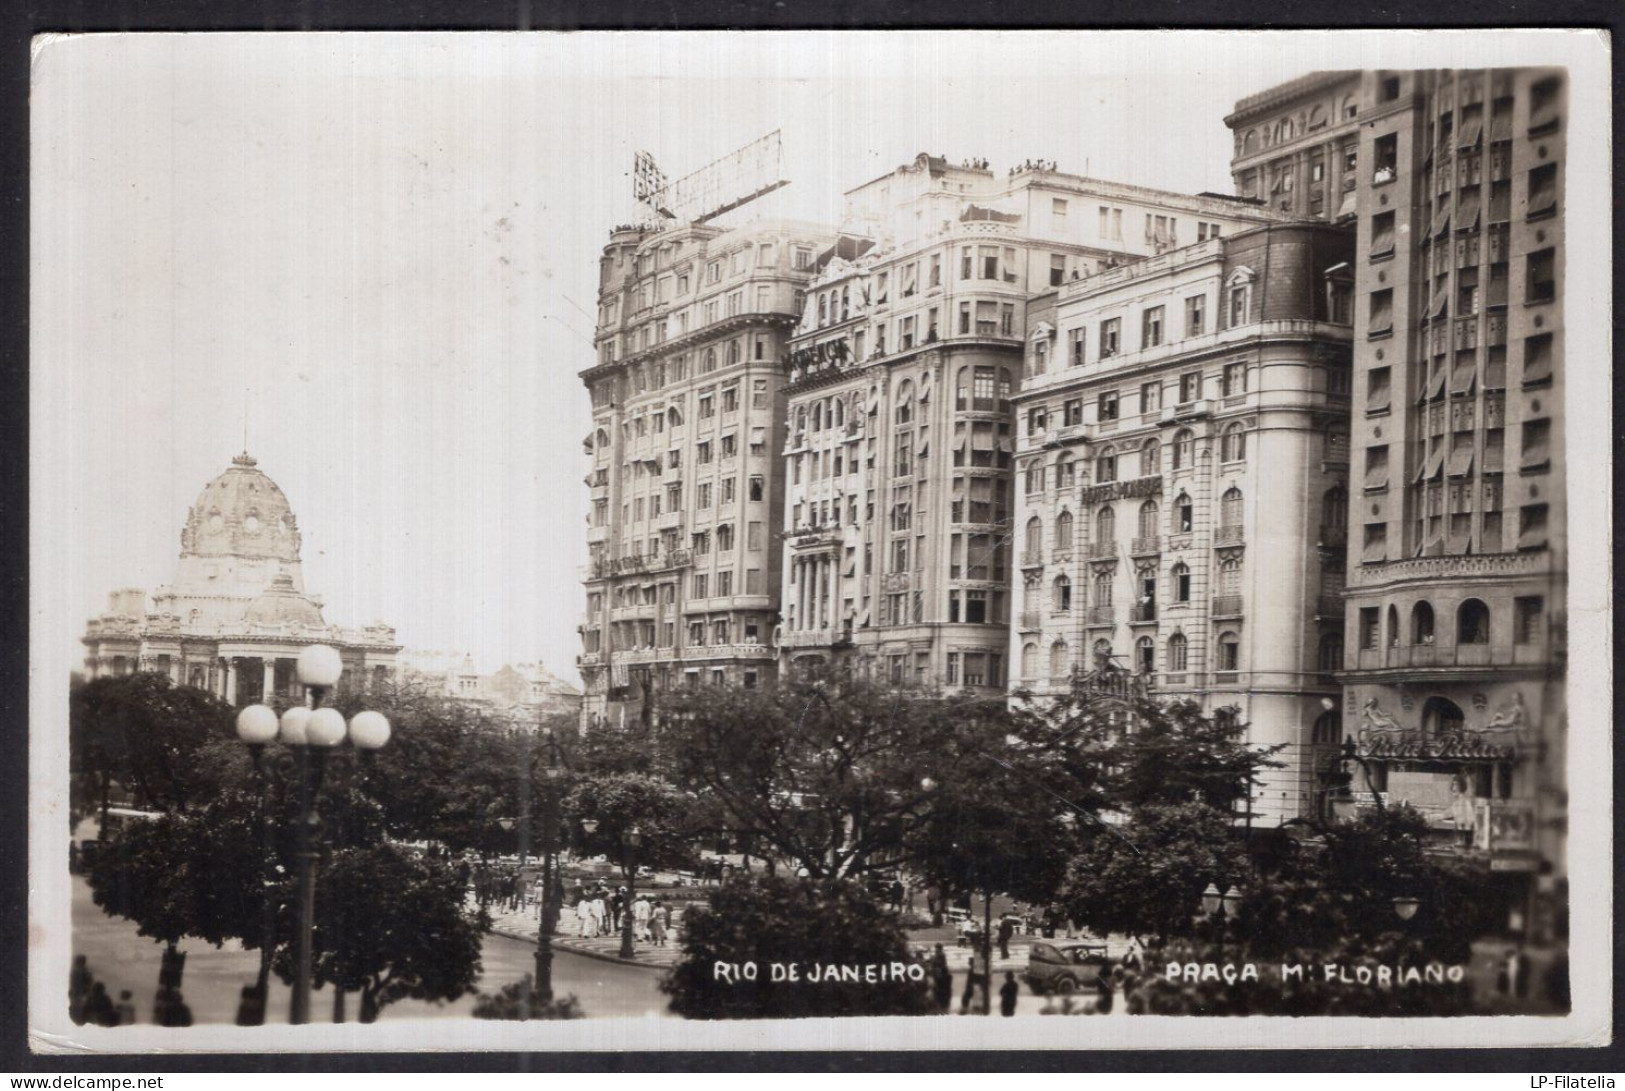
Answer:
1220;886;1244;916
1393;895;1421;922
306;707;348;748
296;644;344;689
581;819;598;835
236;704;280;745
279;706;312;745
1201;883;1223;917
349;710;391;750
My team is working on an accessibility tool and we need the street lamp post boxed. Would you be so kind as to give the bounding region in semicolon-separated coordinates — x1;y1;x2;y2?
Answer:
232;644;391;1026
620;826;643;960
533;727;564;1004
1199;883;1244;953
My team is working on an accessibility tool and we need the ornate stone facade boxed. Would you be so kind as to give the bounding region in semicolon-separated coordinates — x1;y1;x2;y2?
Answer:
82;453;399;704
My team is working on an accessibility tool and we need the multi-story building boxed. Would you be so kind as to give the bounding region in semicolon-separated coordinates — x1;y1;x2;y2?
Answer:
1226;71;1364;220
82;452;400;703
1327;68;1568;940
1010;222;1356;826
576;218;837;729
776;153;1280;687
398;651;582;724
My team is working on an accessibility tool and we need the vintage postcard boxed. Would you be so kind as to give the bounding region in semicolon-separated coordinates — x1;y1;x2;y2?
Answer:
27;29;1612;1053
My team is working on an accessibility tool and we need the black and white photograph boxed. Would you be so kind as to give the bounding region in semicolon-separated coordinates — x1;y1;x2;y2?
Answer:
26;29;1612;1054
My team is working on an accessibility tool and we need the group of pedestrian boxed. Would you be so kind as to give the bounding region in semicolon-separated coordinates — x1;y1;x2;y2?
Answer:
569;881;676;946
69;954;167;1027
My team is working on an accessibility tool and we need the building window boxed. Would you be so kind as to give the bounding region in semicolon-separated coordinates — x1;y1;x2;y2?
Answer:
1094;505;1116;548
1372;133;1398;184
1221;362;1247;397
1167;632;1188;672
1141;381;1163;414
1175;493;1193;533
1216;632;1240;673
1139;438;1160;476
1220;423;1247;463
1172;562;1191;602
1050;254;1067;287
1052;197;1068;230
1142;306;1164;348
1070;327;1086;367
1369;289;1394;336
1227;283;1251;327
793;247;812;270
1318;633;1343;674
1186;295;1206;337
1457;598;1491;644
1097;391;1119;422
1514;596;1544;644
1411;601;1435;645
1526;248;1556;304
1178;371;1202;404
1096;445;1118;483
1359;607;1380;649
1099;318;1121;359
1053;575;1072;612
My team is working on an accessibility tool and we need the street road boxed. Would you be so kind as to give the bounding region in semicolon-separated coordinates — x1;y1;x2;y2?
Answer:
69;877;672;1023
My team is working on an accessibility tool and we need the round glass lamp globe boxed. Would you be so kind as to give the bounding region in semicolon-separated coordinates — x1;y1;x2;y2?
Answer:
306;707;348;748
279;706;312;745
235;704;279;745
349;710;391;750
296;644;345;688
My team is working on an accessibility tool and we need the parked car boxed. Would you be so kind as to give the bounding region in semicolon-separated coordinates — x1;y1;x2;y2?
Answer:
1021;941;1110;996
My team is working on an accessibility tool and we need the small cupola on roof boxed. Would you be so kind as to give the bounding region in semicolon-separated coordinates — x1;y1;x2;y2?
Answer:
242;571;325;628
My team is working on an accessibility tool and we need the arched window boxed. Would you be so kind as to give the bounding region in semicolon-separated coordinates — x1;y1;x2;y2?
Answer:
1137;500;1160;539
1322;486;1347;536
1096;444;1118;483
667;407;683;428
1053;575;1072;612
1422;696;1466;737
794;406;807;432
1025;516;1044;555
1172;429;1195;470
1021;642;1038;679
1457;599;1490;644
1221;423;1248;462
812;402;824;431
1220;487;1244;530
1050;640;1069;677
834;398;845;427
1055;453;1076;489
1167;632;1189;671
1054;510;1075;552
1387;605;1401;647
1092;570;1114;606
895;380;914;424
1243;129;1258;154
1218;557;1242;596
1025;461;1045;495
1318;632;1344;672
1136;636;1156;674
1411;601;1435;645
1216;631;1240;672
595;428;610;449
727;340;742;365
1175;493;1194;533
1171;562;1192;602
1140;438;1160;477
841;286;850;320
1095;505;1116;548
817;295;828;326
1311;709;1341;746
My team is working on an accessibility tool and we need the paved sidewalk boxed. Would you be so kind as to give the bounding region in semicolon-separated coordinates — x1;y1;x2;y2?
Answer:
483;902;685;970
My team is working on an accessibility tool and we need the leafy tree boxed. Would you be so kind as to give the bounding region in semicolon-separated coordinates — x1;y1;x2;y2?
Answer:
662;874;934;1018
660;675;1065;880
300;843;484;1022
566;773;691;875
1058;802;1250;943
69;673;234;822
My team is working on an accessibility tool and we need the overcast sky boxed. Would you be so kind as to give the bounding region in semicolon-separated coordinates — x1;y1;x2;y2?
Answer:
31;30;1596;683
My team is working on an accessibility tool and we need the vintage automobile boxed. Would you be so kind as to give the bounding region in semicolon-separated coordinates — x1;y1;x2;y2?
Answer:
1021;940;1110;996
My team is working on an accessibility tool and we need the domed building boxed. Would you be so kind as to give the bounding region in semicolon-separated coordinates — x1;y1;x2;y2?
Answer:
82;453;400;704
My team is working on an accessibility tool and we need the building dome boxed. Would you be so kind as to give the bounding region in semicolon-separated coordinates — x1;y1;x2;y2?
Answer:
242;572;324;628
179;453;302;563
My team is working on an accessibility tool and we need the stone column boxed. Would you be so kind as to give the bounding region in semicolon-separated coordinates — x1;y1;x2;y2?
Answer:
263;659;276;702
224;659;237;705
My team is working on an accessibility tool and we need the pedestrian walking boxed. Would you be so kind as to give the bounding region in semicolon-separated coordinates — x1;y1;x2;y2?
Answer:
114;990;136;1026
533;876;547;918
650;899;668;946
633;893;651;942
576;894;594;938
69;955;93;1024
999;972;1020;1017
962;947;989;1013
888;876;905;912
929;945;952;1013
997;915;1016;961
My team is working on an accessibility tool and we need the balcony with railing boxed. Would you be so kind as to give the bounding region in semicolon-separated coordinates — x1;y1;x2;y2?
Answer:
1087;541;1119;561
1211;595;1244;618
1130;535;1162;556
1214;525;1245;545
1020;609;1044;631
680;643;776;662
1130;603;1158;624
1020;549;1045;569
1086;606;1115;627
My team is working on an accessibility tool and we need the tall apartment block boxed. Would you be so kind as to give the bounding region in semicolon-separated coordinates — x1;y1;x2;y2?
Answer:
1227;71;1364;220
775;154;1277;688
1010;222;1355;827
577;219;836;729
1240;70;1568;939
